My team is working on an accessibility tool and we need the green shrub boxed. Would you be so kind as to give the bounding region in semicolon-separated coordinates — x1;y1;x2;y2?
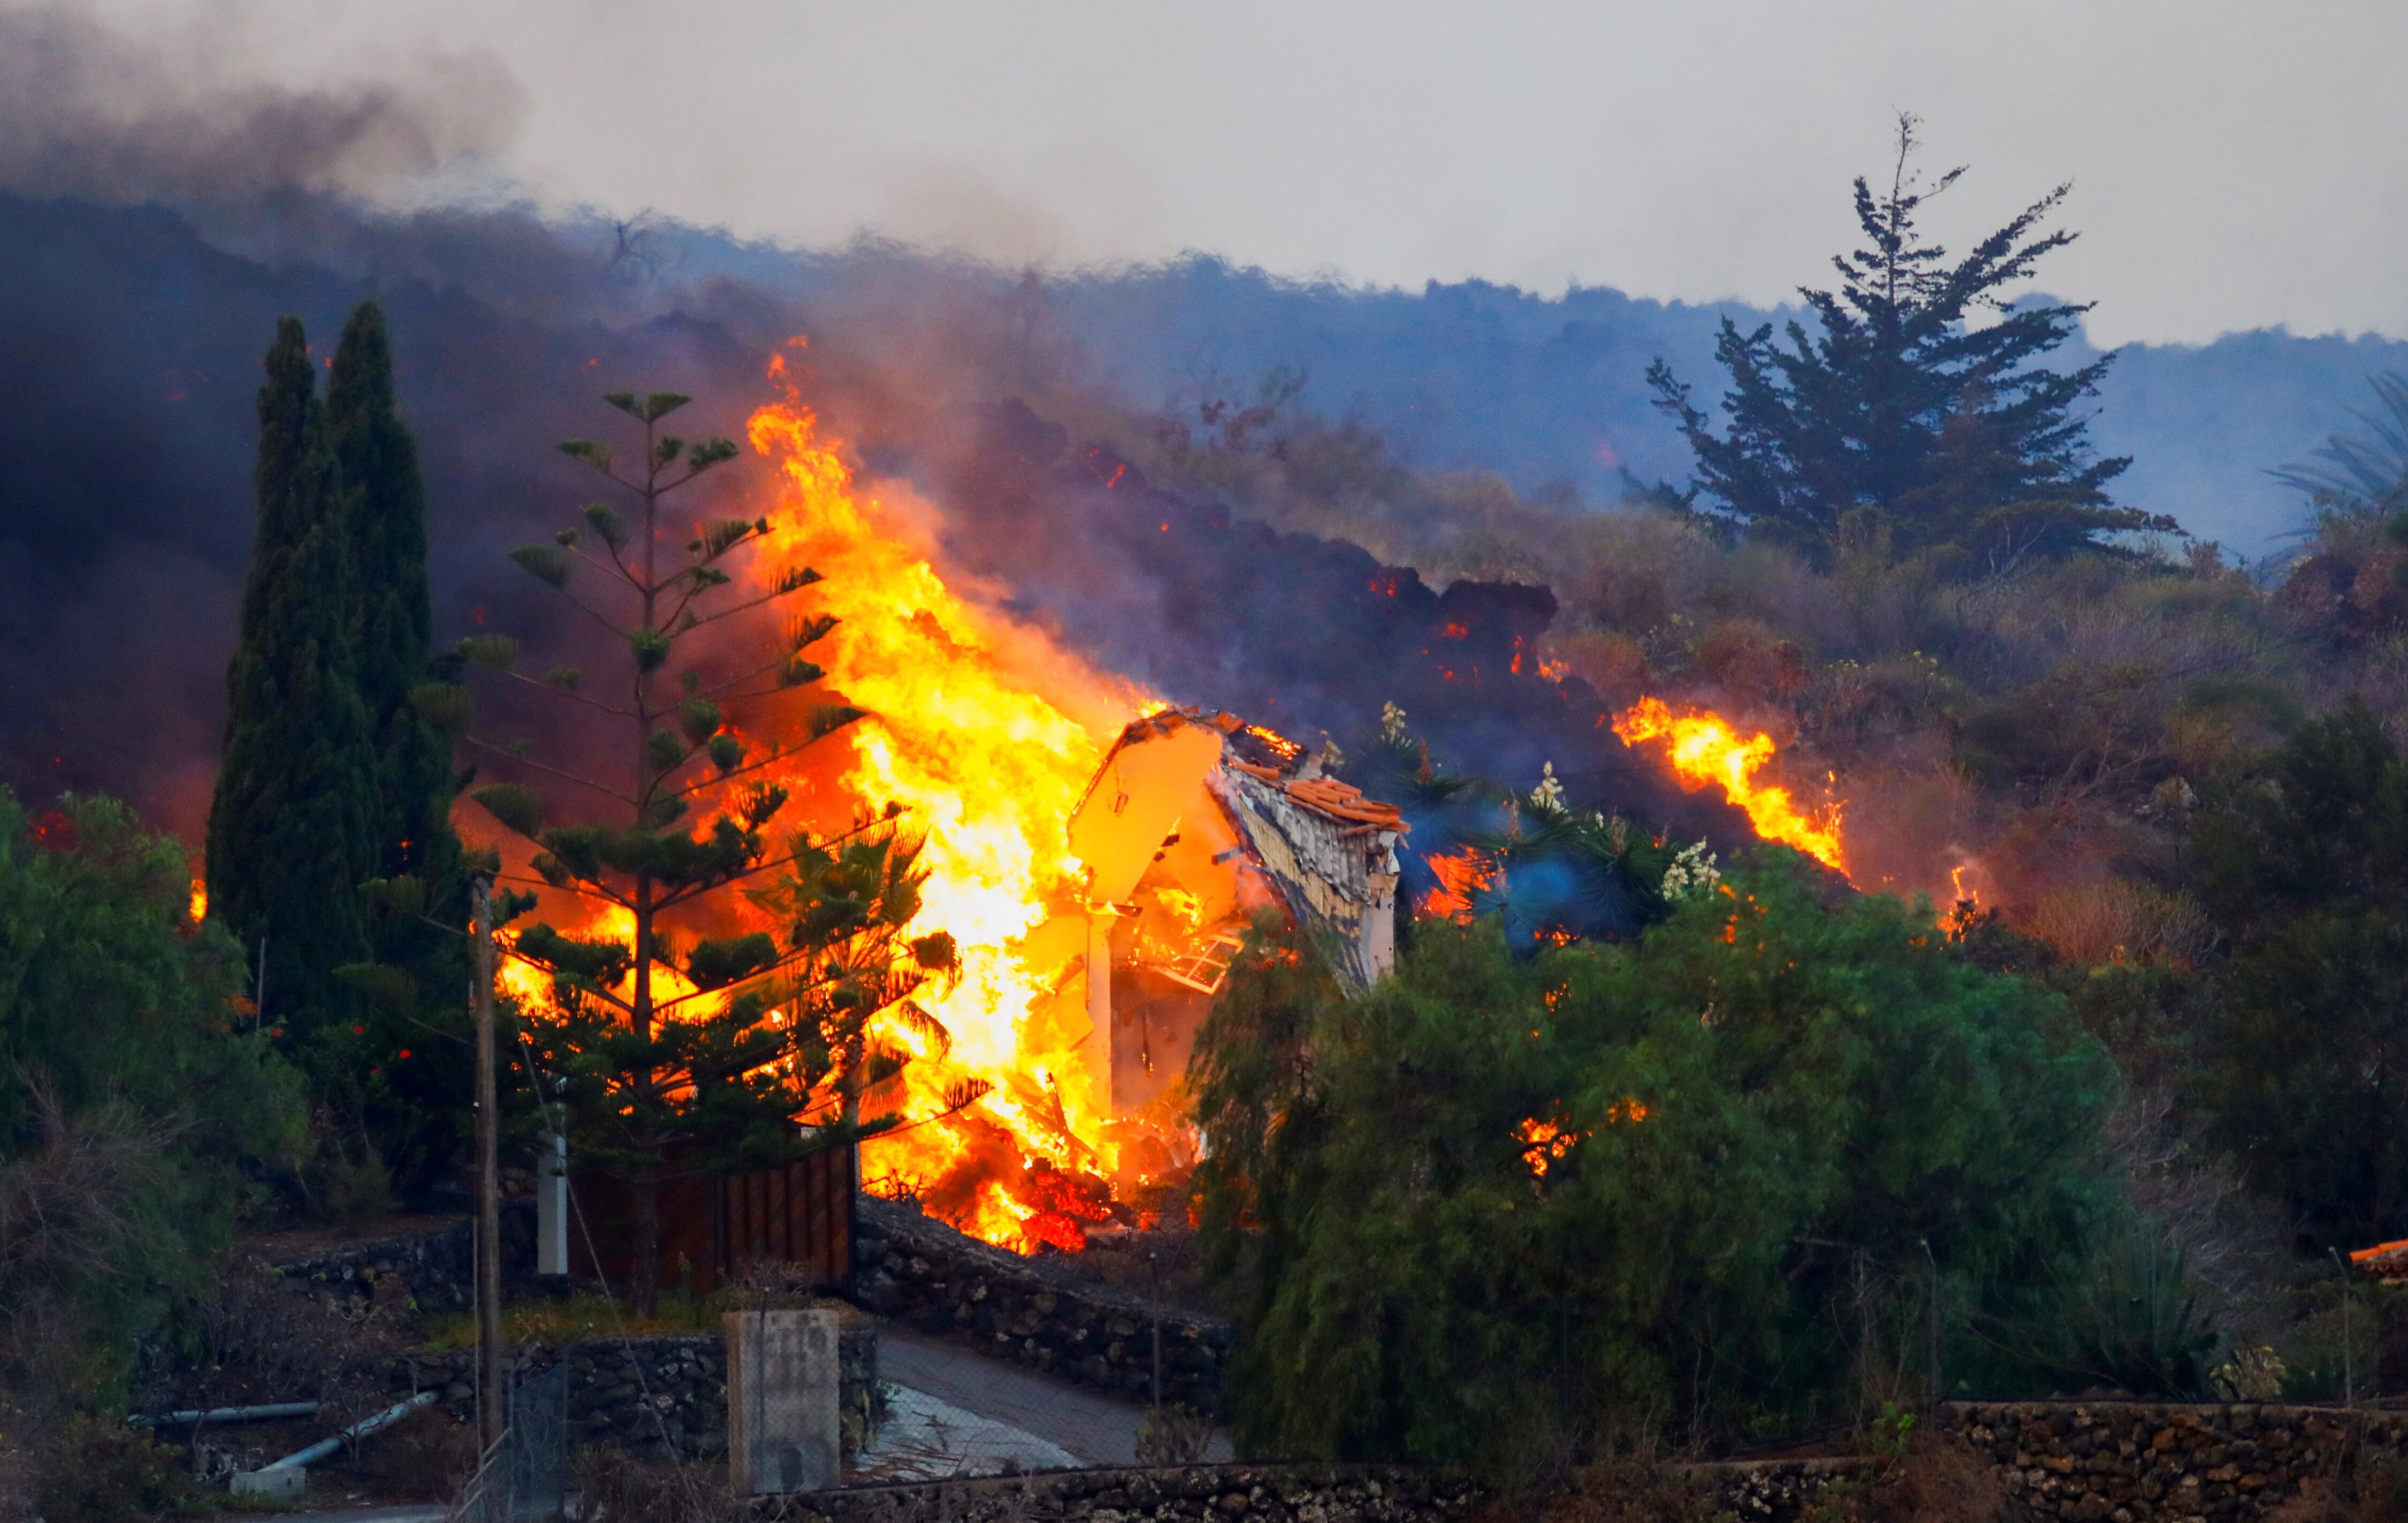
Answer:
31;1416;204;1523
1193;859;2121;1467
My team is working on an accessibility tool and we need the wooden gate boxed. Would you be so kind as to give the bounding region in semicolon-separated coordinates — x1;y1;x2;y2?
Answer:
567;1144;854;1295
715;1147;854;1289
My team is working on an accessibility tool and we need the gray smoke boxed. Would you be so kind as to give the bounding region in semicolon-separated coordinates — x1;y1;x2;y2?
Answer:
0;4;522;205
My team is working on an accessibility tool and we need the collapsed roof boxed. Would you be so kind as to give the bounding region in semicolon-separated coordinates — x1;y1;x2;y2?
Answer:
1072;707;1407;993
1059;707;1408;1117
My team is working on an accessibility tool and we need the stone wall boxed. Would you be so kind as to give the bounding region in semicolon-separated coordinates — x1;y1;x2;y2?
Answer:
263;1202;552;1311
392;1324;880;1461
851;1197;1231;1412
270;1220;476;1311
789;1464;1484;1523
1942;1401;2408;1521
774;1406;2408;1523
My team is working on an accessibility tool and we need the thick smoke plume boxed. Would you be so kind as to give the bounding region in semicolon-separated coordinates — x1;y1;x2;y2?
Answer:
0;5;522;206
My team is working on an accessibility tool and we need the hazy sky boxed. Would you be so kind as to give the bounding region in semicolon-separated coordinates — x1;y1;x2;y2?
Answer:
51;0;2408;347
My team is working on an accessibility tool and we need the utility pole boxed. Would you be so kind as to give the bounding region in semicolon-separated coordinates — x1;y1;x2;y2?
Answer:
472;875;505;1457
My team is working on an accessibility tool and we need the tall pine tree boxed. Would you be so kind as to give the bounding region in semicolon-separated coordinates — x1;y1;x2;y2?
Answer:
205;317;379;1049
327;302;473;1194
1647;115;2176;570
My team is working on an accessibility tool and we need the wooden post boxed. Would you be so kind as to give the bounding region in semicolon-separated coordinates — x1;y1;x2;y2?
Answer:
473;875;505;1456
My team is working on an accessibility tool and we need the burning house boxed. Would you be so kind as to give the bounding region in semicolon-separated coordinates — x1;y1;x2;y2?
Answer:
565;702;1409;1288
1054;705;1408;1120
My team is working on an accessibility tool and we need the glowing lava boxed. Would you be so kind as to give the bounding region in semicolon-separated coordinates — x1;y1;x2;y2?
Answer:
1611;697;1847;875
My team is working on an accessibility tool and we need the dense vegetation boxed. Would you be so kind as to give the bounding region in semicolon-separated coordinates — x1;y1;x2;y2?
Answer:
1194;863;2122;1466
205;303;470;1215
0;791;303;1420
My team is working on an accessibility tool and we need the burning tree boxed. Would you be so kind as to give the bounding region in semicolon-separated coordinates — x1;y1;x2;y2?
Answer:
444;391;963;1309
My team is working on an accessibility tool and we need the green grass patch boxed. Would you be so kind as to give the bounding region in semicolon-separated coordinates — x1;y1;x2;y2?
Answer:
418;1289;851;1349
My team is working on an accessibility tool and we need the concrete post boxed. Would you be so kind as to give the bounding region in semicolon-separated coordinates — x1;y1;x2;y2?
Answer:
1085;907;1116;1119
535;1131;567;1277
725;1308;840;1495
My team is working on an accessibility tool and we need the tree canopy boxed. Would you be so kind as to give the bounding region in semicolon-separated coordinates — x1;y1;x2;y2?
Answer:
2197;698;2408;1248
1648;116;2173;570
445;390;964;1308
1192;859;2119;1465
325;302;474;1196
204;316;379;1050
0;791;304;1408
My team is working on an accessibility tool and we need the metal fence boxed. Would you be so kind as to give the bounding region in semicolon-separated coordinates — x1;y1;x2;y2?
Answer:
452;1362;567;1521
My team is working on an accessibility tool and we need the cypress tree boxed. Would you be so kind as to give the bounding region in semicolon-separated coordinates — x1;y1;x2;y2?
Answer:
327;301;473;1193
330;301;460;900
204;316;378;1048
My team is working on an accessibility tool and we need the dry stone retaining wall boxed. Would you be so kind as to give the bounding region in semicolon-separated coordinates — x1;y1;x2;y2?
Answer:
271;1220;476;1311
393;1327;879;1461
1942;1401;2408;1521
851;1195;1231;1413
782;1464;1483;1523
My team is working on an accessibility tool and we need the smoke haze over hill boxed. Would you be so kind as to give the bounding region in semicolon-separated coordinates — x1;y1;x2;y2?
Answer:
3;2;2405;841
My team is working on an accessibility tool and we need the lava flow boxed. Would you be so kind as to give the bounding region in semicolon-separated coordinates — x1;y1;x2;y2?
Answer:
1611;698;1847;875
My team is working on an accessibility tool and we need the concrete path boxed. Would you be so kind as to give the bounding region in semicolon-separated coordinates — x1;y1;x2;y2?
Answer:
852;1385;1080;1482
875;1326;1233;1469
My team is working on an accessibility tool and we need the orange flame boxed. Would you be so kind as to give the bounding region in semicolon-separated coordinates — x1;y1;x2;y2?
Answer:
1417;848;1496;920
497;358;1161;1253
1512;1116;1580;1178
188;877;207;922
1611;698;1846;874
742;370;1156;1251
1943;861;1986;939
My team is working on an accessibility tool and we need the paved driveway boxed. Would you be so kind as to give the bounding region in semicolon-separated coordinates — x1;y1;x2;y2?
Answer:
875;1326;1233;1468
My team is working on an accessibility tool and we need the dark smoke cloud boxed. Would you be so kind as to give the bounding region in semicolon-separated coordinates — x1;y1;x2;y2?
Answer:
0;5;522;205
0;6;1751;870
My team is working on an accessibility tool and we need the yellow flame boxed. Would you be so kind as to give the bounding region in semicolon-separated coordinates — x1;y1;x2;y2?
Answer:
1612;697;1847;874
745;385;1142;1248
